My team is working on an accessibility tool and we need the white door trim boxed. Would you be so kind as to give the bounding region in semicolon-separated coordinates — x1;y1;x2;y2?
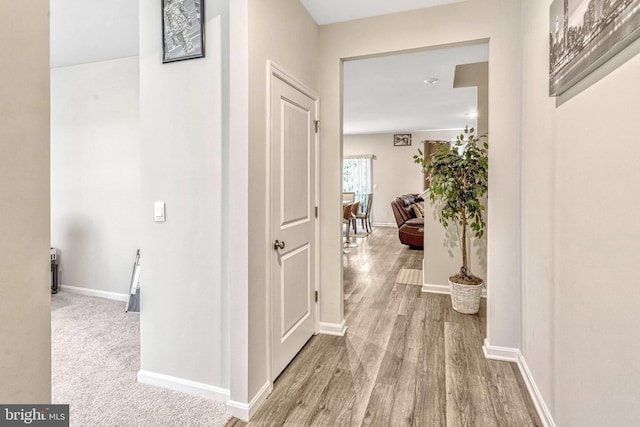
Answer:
265;60;320;388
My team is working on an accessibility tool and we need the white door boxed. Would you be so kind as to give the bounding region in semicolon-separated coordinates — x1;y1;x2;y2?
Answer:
270;70;317;381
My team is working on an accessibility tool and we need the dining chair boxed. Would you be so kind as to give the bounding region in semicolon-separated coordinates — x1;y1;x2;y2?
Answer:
343;203;353;250
350;201;361;235
342;202;358;254
357;193;374;233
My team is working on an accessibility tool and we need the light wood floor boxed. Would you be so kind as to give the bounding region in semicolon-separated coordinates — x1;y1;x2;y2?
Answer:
227;227;541;426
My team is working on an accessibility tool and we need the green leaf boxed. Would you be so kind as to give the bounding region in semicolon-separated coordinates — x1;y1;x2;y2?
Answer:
417;126;488;266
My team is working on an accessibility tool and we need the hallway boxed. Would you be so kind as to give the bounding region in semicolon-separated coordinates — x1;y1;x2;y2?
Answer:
228;227;541;426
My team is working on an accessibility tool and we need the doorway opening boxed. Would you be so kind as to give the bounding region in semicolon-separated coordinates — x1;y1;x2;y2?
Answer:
340;40;489;326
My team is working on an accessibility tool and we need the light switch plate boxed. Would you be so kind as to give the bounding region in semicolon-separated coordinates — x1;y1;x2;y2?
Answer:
154;201;166;222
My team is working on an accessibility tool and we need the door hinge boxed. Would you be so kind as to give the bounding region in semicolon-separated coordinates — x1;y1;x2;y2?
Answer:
315;291;318;303
315;206;318;218
314;120;320;133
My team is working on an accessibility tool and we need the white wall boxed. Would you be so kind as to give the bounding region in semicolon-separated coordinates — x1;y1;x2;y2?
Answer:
343;130;458;226
228;0;250;414
318;0;523;349
51;57;140;296
139;0;226;393
520;0;556;421
521;0;640;425
0;0;51;403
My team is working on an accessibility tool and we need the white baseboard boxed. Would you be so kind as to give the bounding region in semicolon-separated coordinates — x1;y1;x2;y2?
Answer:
482;338;520;362
318;319;348;336
137;370;230;402
516;354;556;427
226;381;271;422
372;222;395;228
482;340;555;427
60;284;129;302
421;282;451;294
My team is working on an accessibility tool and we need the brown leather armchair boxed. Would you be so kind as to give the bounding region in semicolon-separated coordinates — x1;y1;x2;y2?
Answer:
390;194;424;249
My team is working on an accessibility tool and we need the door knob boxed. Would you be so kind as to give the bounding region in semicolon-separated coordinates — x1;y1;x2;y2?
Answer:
273;240;285;250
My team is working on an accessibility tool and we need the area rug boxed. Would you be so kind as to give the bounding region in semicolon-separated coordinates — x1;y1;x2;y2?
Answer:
395;268;423;286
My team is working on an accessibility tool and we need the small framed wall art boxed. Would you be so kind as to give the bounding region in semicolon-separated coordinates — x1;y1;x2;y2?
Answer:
162;0;205;63
394;134;412;146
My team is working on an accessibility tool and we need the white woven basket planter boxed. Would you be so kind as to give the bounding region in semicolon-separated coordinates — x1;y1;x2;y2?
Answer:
448;279;484;314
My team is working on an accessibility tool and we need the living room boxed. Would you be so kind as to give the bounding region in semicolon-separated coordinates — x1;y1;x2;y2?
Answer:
342;43;488;292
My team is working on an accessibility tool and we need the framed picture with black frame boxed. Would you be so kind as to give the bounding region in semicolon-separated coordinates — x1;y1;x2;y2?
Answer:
394;134;412;146
162;0;205;63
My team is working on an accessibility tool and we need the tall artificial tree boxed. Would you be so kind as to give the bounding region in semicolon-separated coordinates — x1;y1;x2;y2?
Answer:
414;126;488;285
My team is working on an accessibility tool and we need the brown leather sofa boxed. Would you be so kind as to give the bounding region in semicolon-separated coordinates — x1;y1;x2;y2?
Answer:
390;194;424;249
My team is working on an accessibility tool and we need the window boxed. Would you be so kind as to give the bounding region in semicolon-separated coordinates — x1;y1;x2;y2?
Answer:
343;155;374;209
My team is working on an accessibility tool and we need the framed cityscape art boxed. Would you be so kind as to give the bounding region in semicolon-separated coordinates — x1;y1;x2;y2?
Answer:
549;0;640;96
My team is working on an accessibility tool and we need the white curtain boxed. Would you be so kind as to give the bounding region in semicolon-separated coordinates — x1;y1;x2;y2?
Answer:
343;155;374;208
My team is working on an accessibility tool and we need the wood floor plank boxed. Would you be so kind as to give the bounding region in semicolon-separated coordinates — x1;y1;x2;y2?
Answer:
458;306;542;427
484;359;541;427
424;292;450;323
511;363;544;427
445;321;498;427
304;341;357;426
277;343;346;426
361;314;408;424
413;318;446;427
227;227;542;427
224;418;247;427
349;283;405;425
341;337;380;425
249;336;344;426
445;321;471;427
462;314;503;427
469;374;500;427
389;293;425;426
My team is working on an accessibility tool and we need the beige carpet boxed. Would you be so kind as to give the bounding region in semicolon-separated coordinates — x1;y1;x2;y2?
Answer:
52;291;232;427
395;268;423;286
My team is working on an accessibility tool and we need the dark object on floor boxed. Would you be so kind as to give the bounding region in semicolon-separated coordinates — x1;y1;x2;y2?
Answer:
126;249;141;312
390;194;424;249
51;248;59;294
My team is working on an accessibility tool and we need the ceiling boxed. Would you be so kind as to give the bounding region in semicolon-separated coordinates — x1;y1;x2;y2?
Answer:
50;0;462;68
299;0;465;25
343;44;488;135
50;0;139;69
50;0;480;134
